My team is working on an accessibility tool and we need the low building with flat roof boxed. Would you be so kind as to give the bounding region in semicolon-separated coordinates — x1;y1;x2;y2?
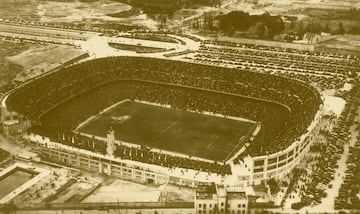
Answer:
195;183;248;214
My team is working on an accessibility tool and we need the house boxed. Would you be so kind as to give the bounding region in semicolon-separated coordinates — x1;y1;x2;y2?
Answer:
195;183;249;214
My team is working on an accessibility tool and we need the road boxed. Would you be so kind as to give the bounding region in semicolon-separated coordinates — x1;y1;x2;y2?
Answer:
301;106;360;213
8;208;194;214
269;105;360;213
0;134;30;156
0;21;200;60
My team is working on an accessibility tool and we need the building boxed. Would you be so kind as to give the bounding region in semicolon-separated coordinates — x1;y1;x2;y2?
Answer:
302;32;321;44
195;183;248;214
29;133;224;187
233;106;324;185
227;190;248;214
1;106;31;137
195;184;220;214
2;118;31;137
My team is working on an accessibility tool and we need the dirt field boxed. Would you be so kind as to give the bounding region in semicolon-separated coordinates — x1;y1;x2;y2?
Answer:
223;0;360;17
82;177;195;203
37;0;131;23
0;0;39;20
7;44;86;82
161;184;194;202
0;0;158;30
316;35;360;55
0;0;130;21
50;174;102;203
0;40;38;89
83;178;161;203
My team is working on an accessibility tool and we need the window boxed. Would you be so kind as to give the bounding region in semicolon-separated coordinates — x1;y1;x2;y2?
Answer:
198;211;202;214
254;160;264;166
220;209;224;213
221;202;224;206
242;204;246;208
204;204;206;209
199;204;202;208
209;204;212;208
238;204;241;208
254;167;264;173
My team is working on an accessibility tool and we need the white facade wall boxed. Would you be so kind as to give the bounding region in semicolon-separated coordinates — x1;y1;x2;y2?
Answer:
242;106;323;185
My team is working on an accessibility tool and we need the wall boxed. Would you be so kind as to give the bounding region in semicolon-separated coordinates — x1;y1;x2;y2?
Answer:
244;106;323;185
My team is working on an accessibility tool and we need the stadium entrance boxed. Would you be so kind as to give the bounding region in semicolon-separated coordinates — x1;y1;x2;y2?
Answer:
147;178;154;184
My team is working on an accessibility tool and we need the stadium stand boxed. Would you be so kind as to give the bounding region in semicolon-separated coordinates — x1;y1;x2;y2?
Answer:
6;57;322;173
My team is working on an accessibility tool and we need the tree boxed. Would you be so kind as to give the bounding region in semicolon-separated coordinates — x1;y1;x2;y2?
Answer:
248;23;266;39
335;22;345;35
295;21;306;37
267;178;280;195
322;23;331;33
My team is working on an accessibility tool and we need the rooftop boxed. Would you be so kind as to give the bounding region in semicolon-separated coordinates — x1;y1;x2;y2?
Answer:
3;119;19;126
196;184;217;200
196;184;217;194
227;191;247;200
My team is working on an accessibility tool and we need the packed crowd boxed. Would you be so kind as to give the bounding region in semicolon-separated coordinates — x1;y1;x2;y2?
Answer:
37;80;287;155
7;57;321;158
45;130;232;175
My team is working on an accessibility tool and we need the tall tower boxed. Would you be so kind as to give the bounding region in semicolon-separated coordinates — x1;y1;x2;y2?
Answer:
107;127;115;157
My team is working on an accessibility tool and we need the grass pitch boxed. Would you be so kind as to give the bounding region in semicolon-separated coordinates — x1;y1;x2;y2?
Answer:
79;101;256;162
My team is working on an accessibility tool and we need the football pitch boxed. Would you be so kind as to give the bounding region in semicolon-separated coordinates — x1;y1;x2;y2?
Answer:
79;101;256;162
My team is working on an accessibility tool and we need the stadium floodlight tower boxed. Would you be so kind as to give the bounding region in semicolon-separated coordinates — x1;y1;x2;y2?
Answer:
106;127;115;157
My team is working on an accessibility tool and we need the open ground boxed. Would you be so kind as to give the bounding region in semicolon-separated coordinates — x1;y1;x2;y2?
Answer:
7;44;86;82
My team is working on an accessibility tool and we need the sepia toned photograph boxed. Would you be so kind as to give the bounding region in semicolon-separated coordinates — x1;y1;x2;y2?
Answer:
0;0;360;213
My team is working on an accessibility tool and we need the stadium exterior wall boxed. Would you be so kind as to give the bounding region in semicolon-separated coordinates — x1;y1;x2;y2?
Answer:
27;134;223;188
239;104;324;185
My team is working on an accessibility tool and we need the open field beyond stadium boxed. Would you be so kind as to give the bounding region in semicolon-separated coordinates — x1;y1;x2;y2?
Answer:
79;100;256;162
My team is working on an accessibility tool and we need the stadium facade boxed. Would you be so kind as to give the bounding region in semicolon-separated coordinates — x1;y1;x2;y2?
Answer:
238;108;323;185
0;56;325;187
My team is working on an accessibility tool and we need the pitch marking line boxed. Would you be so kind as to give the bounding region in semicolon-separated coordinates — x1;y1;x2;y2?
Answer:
206;136;229;153
206;136;220;149
224;136;246;161
158;121;178;136
227;136;239;146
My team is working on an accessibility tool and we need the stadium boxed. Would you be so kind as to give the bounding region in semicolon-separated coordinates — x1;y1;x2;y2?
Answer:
2;56;324;186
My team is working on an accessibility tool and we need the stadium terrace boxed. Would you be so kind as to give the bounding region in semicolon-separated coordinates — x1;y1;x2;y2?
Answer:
3;56;323;185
